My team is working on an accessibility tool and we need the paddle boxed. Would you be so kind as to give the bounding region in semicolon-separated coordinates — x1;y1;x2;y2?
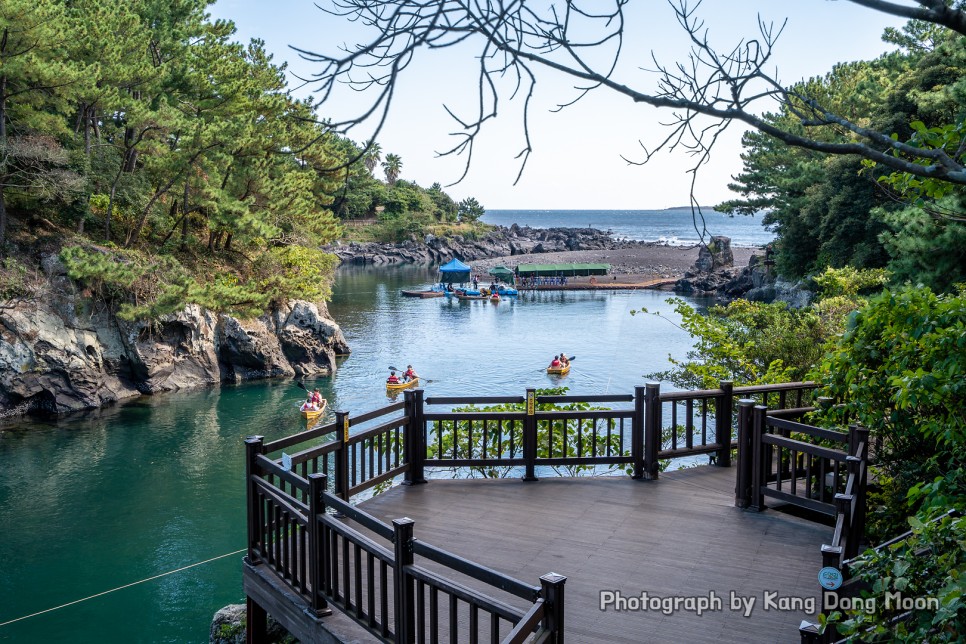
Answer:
388;365;433;383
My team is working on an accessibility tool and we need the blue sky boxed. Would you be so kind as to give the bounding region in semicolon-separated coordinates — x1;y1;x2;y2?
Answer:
209;1;906;210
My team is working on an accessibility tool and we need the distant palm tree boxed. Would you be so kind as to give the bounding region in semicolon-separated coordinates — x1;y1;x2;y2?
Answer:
382;153;402;184
362;140;382;175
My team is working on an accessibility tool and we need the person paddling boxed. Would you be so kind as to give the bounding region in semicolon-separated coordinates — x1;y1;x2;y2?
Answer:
387;370;401;384
549;355;561;368
404;365;419;382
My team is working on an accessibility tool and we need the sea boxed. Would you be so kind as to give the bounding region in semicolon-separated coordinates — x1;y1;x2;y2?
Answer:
482;208;774;248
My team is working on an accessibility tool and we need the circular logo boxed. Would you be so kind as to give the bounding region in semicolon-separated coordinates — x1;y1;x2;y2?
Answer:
819;566;843;590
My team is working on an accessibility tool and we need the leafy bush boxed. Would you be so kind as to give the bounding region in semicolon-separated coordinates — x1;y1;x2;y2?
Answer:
825;512;966;642
61;244;338;320
642;297;830;390
0;256;33;299
812;285;966;539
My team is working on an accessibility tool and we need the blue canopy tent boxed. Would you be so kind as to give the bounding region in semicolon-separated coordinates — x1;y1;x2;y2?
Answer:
437;258;472;284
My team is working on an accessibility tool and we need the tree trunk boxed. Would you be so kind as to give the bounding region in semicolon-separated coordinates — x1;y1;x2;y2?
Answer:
0;74;7;253
104;165;124;243
224;232;233;252
84;104;92;156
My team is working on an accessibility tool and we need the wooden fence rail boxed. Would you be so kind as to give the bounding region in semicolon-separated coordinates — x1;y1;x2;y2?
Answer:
245;380;822;643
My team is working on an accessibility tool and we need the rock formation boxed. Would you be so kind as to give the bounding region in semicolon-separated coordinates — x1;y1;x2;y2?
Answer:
675;238;813;307
0;255;349;418
325;225;652;266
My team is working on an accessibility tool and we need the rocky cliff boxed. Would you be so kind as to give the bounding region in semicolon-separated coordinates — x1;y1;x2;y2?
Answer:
326;224;652;265
674;236;813;307
0;256;349;418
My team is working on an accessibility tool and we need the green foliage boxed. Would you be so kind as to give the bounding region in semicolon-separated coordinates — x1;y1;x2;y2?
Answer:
825;513;966;642
457;197;486;223
721;28;966;282
0;256;32;299
642;298;831;390
60;244;338;320
812;266;890;299
812;286;966;538
876;198;966;292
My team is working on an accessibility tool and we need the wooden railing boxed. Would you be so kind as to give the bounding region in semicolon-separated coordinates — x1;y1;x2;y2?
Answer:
244;380;820;642
734;401;867;527
244;450;565;642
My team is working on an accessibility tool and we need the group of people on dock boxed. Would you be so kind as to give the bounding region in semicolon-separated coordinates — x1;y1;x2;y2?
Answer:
387;365;419;384
520;276;568;288
300;388;325;412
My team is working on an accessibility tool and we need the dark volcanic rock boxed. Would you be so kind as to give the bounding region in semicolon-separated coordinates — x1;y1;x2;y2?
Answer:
0;256;350;417
324;225;649;266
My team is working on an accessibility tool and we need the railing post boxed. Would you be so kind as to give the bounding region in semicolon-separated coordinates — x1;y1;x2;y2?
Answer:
334;410;350;501
851;424;870;551
715;380;734;467
393;518;416;644
523;388;538;482
734;401;755;508
540;573;567;643
307;473;332;617
246;596;268;644
750;405;768;511
404;389;427;485
632;385;646;479
643;382;661;480
245;435;265;562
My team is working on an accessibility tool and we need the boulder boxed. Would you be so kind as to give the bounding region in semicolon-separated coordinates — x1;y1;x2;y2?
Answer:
692;236;734;273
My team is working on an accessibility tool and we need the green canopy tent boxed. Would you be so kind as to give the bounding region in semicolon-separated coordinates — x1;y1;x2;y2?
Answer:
487;265;516;283
515;263;610;277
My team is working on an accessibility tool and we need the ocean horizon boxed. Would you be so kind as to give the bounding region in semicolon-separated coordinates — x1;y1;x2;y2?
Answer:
482;208;774;248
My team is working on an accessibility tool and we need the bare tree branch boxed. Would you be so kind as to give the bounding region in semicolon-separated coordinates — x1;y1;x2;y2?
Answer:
303;0;966;195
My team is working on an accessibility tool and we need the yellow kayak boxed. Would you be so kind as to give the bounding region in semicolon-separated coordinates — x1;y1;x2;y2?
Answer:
300;399;327;421
386;377;418;391
546;364;571;375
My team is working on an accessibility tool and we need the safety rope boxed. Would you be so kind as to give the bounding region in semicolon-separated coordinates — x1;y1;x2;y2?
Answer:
0;548;246;628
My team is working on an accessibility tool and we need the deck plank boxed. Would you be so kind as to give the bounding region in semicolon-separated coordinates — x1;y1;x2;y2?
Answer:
359;465;828;643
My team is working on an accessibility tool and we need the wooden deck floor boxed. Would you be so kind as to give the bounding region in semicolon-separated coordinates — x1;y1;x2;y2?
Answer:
359;465;829;643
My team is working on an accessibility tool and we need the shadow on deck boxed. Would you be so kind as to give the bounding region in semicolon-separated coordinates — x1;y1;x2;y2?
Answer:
360;466;828;643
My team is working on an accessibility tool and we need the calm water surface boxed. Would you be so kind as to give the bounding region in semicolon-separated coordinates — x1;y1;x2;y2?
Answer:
0;265;708;643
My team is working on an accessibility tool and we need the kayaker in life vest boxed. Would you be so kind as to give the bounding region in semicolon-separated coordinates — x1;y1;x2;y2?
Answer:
404;365;418;382
311;388;323;405
300;394;319;412
387;371;400;384
550;355;561;368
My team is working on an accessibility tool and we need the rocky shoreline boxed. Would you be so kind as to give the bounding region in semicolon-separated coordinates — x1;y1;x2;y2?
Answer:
0;255;349;418
325;224;668;266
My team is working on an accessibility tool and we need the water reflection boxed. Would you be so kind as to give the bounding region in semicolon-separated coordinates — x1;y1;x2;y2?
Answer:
0;264;708;643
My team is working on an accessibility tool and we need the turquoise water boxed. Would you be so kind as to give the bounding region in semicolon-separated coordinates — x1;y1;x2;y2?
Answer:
482;208;774;247
0;265;708;642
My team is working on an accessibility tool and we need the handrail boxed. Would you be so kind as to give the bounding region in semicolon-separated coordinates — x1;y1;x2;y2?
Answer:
537;394;634;403
760;434;850;462
767;416;847;442
321;489;394;540
405;564;527;622
349;401;406;426
264;420;338;452
426;395;526;405
255;454;310;492
412;540;541;601
346;415;407;444
733;381;817;394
